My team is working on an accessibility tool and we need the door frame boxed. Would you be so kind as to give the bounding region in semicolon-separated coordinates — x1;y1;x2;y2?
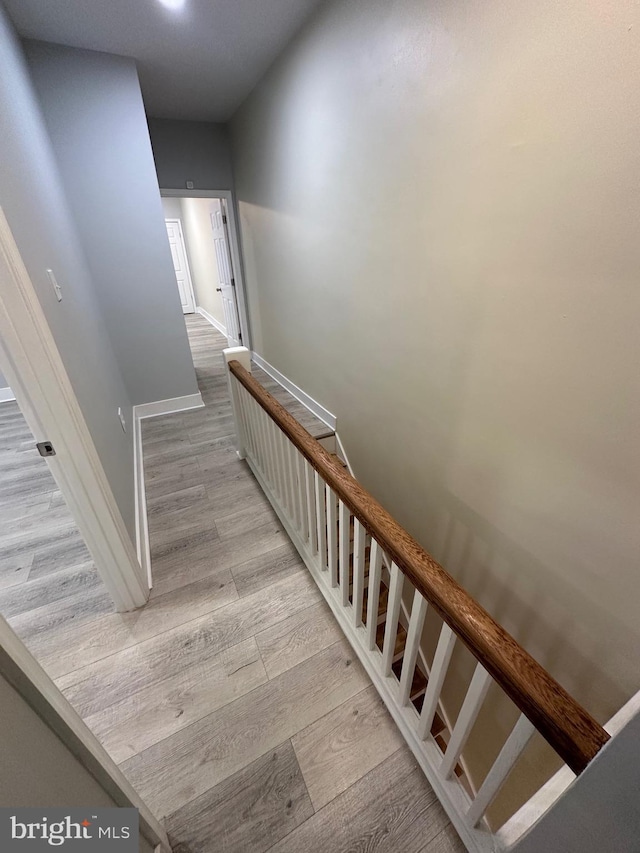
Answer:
164;217;196;314
0;614;171;851
0;207;149;613
160;190;251;349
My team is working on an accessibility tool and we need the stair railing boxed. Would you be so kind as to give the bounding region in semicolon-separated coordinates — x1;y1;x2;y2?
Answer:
223;348;609;853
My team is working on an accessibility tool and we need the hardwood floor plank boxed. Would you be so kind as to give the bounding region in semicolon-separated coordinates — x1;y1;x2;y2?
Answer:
84;637;268;764
150;520;290;597
267;747;465;853
57;570;319;717
165;740;313;853
291;684;404;810
29;567;238;679
120;640;368;818
229;542;303;598
256;601;343;680
0;563;101;619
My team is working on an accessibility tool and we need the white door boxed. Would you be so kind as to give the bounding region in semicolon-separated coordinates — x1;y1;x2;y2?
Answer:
165;219;195;314
211;200;242;346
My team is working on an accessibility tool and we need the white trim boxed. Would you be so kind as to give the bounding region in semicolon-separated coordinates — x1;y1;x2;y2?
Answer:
243;456;496;853
197;306;227;337
251;351;336;431
335;431;353;471
0;207;148;613
160;189;251;349
0;386;16;403
164;217;196;315
132;412;152;590
133;392;203;421
132;392;204;588
0;615;171;852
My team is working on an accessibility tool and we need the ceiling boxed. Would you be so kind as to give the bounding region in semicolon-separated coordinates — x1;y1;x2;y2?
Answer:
4;0;325;122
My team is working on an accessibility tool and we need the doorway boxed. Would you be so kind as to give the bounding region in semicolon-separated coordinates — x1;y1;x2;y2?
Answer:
160;190;248;349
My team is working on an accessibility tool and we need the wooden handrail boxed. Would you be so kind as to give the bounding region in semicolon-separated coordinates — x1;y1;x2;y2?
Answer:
228;360;610;775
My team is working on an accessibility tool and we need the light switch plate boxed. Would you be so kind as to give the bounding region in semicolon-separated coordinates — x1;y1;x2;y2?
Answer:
46;269;62;302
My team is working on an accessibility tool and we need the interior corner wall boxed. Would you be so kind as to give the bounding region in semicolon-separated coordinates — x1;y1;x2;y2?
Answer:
23;40;199;407
229;0;640;819
148;118;234;191
0;7;135;537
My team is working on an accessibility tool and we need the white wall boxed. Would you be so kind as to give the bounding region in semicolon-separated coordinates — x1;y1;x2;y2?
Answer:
230;0;640;818
0;8;135;536
161;197;182;220
513;711;640;853
24;40;199;407
180;198;226;328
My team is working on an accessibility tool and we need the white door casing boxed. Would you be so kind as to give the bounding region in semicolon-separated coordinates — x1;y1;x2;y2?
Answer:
211;200;242;347
165;219;195;314
0;207;148;613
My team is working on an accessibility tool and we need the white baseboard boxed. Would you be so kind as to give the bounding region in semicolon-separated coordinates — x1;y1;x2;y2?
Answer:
251;351;336;431
133;392;204;421
0;386;16;403
197;306;227;337
132;392;204;587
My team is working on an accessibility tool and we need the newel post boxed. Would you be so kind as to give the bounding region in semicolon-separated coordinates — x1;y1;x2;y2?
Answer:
223;346;251;460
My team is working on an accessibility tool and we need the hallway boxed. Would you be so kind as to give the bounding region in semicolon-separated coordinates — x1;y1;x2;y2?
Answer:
11;314;463;852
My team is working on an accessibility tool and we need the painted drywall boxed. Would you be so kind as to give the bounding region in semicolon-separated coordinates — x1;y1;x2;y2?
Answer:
230;0;640;819
513;711;640;853
160;196;182;220
24;40;198;406
180;198;226;328
0;8;135;537
0;673;153;853
148;118;234;191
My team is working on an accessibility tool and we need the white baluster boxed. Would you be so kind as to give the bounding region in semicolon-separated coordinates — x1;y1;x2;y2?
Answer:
238;386;256;459
305;460;317;553
261;408;277;491
281;432;296;522
418;623;456;739
267;418;285;504
466;714;536;827
339;500;351;607
382;563;404;676
254;404;269;480
366;540;383;650
315;471;327;571
296;450;309;541
233;380;250;458
399;588;428;706
285;440;300;530
326;486;338;587
352;519;366;628
441;663;492;779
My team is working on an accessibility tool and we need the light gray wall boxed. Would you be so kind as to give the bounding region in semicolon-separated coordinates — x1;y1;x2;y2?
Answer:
161;197;183;220
514;711;640;853
230;0;640;818
0;673;153;853
24;41;198;406
0;369;7;388
148;118;234;191
0;7;135;536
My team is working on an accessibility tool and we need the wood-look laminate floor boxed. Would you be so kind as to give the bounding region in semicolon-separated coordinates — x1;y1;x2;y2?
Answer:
1;314;464;852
